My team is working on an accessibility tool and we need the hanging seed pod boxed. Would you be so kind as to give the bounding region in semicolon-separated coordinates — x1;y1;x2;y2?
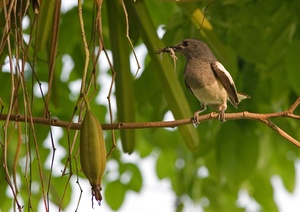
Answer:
80;109;106;206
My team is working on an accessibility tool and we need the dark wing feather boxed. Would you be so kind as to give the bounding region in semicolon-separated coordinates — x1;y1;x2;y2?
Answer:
185;80;194;94
211;62;239;108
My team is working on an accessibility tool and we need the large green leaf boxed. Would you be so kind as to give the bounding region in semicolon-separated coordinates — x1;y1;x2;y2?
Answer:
126;0;199;151
156;150;176;179
285;41;300;94
119;163;142;192
104;180;126;210
106;0;136;154
216;123;259;185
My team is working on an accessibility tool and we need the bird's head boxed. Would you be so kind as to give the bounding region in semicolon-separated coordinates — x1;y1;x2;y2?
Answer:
161;38;215;60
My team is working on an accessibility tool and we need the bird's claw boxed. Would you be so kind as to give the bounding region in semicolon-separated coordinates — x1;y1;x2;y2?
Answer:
218;111;226;122
193;113;200;127
192;104;207;127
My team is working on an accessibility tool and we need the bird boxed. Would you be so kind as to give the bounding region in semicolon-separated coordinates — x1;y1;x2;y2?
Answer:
158;38;249;124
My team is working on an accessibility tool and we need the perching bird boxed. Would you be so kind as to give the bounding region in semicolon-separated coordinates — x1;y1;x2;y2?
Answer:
158;38;249;123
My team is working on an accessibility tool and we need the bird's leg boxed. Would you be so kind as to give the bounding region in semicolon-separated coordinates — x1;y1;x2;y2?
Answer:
193;104;207;126
218;102;227;122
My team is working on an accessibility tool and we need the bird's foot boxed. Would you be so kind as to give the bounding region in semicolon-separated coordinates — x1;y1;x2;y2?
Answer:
218;106;226;122
218;112;226;122
193;112;200;127
193;104;206;126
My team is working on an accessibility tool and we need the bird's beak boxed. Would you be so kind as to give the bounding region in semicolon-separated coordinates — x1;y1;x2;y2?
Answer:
156;46;177;54
168;44;184;52
168;46;177;51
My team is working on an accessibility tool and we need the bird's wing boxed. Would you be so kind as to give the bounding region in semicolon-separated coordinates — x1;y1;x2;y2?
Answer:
185;80;194;94
211;61;239;108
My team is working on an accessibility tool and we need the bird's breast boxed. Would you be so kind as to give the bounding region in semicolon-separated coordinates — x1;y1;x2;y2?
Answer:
190;80;228;104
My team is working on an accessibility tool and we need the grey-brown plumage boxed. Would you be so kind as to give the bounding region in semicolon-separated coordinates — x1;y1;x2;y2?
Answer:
159;38;249;123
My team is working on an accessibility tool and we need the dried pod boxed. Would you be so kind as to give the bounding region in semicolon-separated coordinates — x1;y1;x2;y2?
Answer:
80;109;106;206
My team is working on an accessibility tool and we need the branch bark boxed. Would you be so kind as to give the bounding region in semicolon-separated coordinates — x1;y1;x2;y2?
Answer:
1;97;300;147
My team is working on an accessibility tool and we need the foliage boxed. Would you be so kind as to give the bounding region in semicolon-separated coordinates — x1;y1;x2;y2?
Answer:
1;0;300;211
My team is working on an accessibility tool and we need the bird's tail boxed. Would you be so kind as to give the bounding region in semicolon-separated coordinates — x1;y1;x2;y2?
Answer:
237;92;250;103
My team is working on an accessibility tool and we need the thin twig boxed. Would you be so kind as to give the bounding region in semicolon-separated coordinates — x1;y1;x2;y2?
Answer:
1;1;23;209
288;97;300;113
44;0;61;117
121;0;141;78
198;0;214;31
78;0;90;95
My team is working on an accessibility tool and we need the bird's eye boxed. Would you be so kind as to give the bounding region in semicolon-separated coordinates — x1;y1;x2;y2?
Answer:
182;40;189;47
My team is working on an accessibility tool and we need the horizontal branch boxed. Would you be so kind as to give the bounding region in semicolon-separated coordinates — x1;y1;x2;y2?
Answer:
0;111;286;130
1;97;300;148
0;110;299;131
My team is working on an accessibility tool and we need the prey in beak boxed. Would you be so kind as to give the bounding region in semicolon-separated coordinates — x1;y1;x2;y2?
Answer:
156;46;178;72
156;46;177;54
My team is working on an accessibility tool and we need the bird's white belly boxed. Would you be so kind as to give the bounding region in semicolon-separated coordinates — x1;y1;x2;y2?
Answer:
191;80;228;104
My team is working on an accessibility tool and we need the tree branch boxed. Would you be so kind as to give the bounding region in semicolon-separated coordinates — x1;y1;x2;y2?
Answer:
1;97;300;147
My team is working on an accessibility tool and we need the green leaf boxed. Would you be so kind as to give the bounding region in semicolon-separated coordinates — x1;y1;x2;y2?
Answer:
156;151;175;179
120;163;143;192
106;0;136;154
251;172;278;211
216;123;259;185
36;0;56;51
104;180;126;210
49;176;72;209
269;119;297;192
125;0;199;151
136;130;154;158
201;178;240;211
0;174;11;211
285;41;300;94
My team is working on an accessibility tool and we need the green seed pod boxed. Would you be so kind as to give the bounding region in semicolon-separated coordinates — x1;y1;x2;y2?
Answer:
80;109;106;206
